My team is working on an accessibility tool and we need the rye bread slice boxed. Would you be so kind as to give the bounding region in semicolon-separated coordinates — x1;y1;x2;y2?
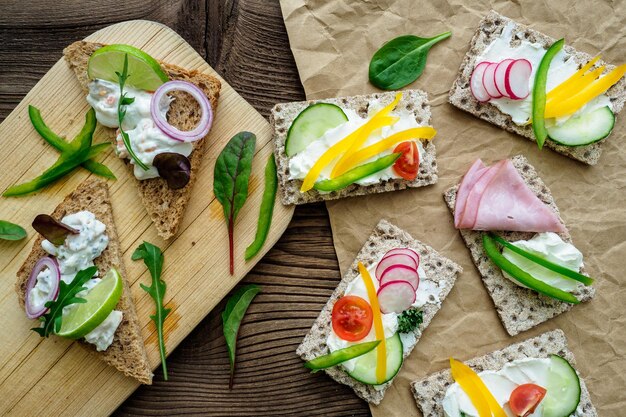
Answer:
449;10;626;165
443;155;595;336
411;329;597;417
63;40;221;239
271;90;438;205
296;219;462;405
15;179;153;384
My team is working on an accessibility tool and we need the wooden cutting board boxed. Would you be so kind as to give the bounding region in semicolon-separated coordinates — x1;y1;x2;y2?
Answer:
0;20;294;416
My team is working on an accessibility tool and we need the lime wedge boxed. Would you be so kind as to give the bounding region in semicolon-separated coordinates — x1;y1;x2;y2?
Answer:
57;268;123;339
87;44;169;91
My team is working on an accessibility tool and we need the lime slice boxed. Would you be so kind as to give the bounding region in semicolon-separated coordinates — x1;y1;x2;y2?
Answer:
57;268;123;339
87;44;169;91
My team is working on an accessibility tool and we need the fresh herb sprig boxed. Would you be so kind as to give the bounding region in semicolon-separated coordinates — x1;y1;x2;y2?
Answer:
116;54;149;171
133;241;170;380
32;266;98;337
0;220;27;241
397;308;423;333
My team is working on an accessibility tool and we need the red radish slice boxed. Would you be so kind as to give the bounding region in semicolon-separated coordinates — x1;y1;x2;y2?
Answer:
375;254;417;281
382;248;420;268
482;63;502;98
494;59;514;98
505;59;532;100
380;265;420;290
377;280;416;314
470;62;491;102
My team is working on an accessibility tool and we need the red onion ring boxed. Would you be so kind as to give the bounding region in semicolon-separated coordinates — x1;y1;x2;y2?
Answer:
25;256;60;319
150;80;213;142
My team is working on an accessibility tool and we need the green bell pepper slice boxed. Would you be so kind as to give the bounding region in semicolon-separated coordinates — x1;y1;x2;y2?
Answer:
313;152;401;192
245;154;278;261
304;340;380;372
532;39;564;149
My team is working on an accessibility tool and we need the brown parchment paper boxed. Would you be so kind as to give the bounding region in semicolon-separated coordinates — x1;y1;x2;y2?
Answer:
279;1;626;415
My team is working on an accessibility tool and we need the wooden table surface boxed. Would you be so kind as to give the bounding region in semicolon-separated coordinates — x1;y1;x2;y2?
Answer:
0;1;370;416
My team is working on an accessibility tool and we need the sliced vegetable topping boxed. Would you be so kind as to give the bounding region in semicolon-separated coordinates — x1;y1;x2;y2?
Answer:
286;103;348;156
304;340;380;372
377;280;415;314
375;253;417;281
470;62;492;102
25;257;60;319
331;295;373;342
542;354;582;417
383;247;419;267
32;214;79;245
392;141;419;180
379;264;419;289
547;105;615;147
509;383;546;417
532;39;564;149
345;333;403;385
450;358;508;417
357;262;386;384
545;55;600;103
313;153;401;192
245;154;278;261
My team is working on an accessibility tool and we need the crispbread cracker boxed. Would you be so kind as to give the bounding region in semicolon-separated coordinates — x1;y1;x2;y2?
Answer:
411;329;597;416
15;179;152;384
444;155;594;336
271;90;438;205
296;219;462;404
63;40;222;239
449;10;626;165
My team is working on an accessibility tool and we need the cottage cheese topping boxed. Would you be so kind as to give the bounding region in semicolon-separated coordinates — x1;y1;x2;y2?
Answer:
29;267;56;312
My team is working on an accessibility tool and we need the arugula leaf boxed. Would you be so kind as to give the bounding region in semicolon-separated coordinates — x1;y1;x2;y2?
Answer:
222;284;261;389
0;220;26;241
133;241;170;380
397;308;423;333
32;266;97;337
213;131;256;275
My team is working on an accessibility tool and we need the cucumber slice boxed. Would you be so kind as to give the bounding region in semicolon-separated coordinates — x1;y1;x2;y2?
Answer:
542;354;581;417
345;333;403;385
547;106;615;147
286;103;348;156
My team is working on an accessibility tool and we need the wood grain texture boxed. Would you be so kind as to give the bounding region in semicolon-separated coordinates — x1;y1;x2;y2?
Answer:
0;0;371;416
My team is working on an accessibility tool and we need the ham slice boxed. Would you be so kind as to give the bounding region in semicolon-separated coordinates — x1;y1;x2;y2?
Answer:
455;159;566;233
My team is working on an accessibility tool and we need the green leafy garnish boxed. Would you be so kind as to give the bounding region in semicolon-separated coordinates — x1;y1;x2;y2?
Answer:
397;308;423;333
245;154;277;261
32;266;98;337
133;241;170;380
213;131;256;275
304;340;380;372
222;284;261;389
0;220;27;241
369;31;452;90
116;54;149;171
532;39;564;149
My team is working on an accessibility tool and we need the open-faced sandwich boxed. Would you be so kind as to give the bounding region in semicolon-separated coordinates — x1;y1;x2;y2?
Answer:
297;220;461;404
444;155;595;336
15;179;152;384
412;329;597;417
64;42;221;239
271;90;438;205
449;11;626;164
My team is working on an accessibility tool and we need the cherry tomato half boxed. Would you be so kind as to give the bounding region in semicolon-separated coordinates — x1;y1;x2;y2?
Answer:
392;141;419;180
331;295;373;342
509;383;547;417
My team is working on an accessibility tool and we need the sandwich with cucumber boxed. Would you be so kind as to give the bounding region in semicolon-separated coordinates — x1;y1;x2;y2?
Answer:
449;11;625;164
297;219;462;404
412;329;597;417
271;90;439;205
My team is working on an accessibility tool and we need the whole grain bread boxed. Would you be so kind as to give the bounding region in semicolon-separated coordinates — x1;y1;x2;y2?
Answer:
411;329;597;416
15;179;153;384
449;10;626;165
63;41;222;239
271;90;438;205
444;155;595;336
296;219;462;405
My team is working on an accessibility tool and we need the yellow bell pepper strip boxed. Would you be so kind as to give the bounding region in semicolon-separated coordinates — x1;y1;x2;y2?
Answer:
330;92;403;178
546;65;605;105
450;358;508;417
358;261;386;384
331;127;436;177
545;64;626;118
546;55;600;102
299;115;399;192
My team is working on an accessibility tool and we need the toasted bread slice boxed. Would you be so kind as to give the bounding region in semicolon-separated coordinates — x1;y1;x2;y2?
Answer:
411;329;597;416
296;219;462;404
15;179;152;384
63;41;221;239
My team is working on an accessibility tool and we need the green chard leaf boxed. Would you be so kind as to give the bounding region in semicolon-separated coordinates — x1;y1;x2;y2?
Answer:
213;131;256;275
369;31;452;90
245;154;277;261
133;241;171;380
222;284;261;389
397;308;423;333
32;266;97;337
0;220;27;241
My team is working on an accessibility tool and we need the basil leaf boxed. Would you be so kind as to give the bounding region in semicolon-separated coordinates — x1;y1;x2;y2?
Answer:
369;31;451;90
0;220;27;241
222;284;261;389
153;152;191;190
32;214;79;245
213;131;256;275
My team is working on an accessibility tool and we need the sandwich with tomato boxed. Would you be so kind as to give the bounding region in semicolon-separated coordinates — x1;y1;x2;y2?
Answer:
412;329;597;417
297;219;462;404
271;90;438;205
